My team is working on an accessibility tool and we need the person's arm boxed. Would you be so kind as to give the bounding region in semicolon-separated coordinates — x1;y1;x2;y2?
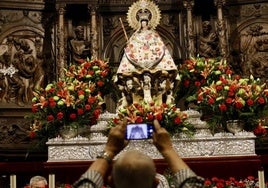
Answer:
152;119;189;173
73;119;128;188
90;119;128;177
152;119;204;187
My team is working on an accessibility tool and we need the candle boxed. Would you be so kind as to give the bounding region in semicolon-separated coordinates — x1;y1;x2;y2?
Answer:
258;168;265;188
49;174;55;188
10;174;16;188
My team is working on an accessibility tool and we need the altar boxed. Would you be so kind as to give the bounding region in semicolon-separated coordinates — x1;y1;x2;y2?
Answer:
46;111;256;162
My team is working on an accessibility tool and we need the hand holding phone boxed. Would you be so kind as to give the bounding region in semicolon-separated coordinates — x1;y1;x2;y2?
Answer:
125;123;154;140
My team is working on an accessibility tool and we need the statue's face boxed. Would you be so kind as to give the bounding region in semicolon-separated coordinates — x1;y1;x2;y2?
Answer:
126;79;133;89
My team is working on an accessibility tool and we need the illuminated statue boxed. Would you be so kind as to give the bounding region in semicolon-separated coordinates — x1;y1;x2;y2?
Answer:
115;0;178;110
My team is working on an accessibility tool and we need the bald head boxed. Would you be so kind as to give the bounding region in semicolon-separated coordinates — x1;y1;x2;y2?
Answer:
112;150;156;188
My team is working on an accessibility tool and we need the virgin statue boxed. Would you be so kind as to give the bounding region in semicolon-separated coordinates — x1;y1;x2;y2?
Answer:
115;0;178;109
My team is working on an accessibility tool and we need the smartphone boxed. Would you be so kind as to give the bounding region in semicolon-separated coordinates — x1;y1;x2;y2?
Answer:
125;123;154;140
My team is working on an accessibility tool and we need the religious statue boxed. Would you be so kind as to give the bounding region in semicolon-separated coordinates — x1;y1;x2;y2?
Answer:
68;26;91;63
115;0;178;110
198;21;219;58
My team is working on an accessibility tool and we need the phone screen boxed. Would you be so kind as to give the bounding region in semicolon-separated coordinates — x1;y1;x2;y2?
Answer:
125;123;154;140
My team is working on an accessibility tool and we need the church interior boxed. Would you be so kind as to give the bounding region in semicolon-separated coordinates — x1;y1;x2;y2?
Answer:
1;0;268;187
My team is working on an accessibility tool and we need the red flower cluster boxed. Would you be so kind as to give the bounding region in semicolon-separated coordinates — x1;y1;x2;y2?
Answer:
203;176;268;188
177;56;232;103
109;101;195;135
27;58;110;139
65;58;111;96
197;74;268;133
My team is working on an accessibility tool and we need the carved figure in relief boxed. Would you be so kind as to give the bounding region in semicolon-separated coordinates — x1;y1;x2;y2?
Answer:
12;38;37;106
250;37;268;78
198;21;219;58
68;26;91;63
0;36;42;106
115;0;178;109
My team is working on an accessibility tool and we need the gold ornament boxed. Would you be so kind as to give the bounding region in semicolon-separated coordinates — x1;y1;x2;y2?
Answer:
127;0;161;30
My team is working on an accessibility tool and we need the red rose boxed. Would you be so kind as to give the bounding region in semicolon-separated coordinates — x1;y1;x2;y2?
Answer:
228;91;235;97
48;88;55;93
78;90;85;96
88;70;94;75
77;108;84;115
93;109;101;118
225;98;232;104
257;97;265;104
85;104;91;110
219;103;227;111
174;117;181;124
88;96;96;104
31;105;38;113
197;95;203;102
234;101;243;109
47;115;54;121
147;114;154;121
48;97;55;102
155;113;163;121
135;116;143;123
83;62;91;69
97;81;104;87
246;99;254;106
204;180;212;186
49;101;56;107
216;182;224;188
57;112;64;120
216;85;223;91
69;113;77;120
208;97;215;104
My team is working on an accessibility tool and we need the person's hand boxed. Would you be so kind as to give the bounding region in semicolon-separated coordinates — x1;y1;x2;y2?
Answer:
104;119;129;158
152;119;173;155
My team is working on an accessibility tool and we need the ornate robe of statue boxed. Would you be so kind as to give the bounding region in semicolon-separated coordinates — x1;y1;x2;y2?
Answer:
115;0;178;110
117;26;177;75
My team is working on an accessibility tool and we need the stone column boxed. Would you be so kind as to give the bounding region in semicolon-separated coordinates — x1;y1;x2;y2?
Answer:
214;0;228;58
183;0;195;58
56;3;66;79
89;5;99;59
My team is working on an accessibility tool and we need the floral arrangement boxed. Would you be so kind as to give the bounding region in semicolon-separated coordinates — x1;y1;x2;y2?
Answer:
109;101;195;136
27;58;110;142
203;176;268;188
196;74;268;132
177;56;232;105
65;58;111;96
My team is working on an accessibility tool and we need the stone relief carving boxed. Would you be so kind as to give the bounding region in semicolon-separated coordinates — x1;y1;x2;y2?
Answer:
0;9;45;107
0;119;30;144
0;35;44;106
231;23;268;80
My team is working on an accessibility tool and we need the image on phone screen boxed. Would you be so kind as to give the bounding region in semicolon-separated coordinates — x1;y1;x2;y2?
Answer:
125;123;154;140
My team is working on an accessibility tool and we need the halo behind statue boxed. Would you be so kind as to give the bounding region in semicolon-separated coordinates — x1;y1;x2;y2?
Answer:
127;0;161;30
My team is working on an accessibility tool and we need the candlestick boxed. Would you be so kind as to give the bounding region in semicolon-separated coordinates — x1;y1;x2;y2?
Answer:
10;174;16;188
49;174;55;188
258;168;265;188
